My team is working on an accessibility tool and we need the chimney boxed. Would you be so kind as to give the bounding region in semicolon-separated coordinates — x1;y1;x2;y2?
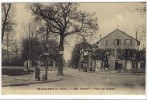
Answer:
136;30;140;46
136;30;138;40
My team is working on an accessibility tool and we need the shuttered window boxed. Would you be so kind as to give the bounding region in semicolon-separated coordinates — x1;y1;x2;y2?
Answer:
113;39;121;45
124;39;132;45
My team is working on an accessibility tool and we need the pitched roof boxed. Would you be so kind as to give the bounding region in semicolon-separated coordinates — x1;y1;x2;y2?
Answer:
96;29;139;44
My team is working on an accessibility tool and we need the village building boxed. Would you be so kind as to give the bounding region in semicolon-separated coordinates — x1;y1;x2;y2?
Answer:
96;29;140;49
96;29;140;70
79;29;140;72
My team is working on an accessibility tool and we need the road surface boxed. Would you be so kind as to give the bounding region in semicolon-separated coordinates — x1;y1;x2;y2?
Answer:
2;68;145;95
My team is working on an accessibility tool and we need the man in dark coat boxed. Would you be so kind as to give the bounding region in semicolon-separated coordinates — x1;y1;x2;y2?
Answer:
35;60;40;81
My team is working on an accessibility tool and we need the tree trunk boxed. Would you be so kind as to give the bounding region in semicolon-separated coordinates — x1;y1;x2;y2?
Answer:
15;52;18;61
2;3;11;42
15;48;18;61
125;59;127;70
136;61;138;69
7;45;9;64
57;36;64;76
144;59;145;69
101;60;103;69
131;60;134;69
78;52;82;69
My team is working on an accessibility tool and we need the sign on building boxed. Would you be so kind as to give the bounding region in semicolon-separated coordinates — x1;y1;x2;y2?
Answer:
44;52;49;55
59;51;64;54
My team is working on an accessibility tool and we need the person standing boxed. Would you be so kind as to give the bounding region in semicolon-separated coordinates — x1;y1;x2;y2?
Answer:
35;60;40;81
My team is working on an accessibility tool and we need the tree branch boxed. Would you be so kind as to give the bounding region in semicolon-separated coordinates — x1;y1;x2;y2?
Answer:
64;20;84;37
2;3;11;42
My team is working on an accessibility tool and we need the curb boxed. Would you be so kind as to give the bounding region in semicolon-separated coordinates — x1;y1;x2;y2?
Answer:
2;78;63;87
98;71;145;74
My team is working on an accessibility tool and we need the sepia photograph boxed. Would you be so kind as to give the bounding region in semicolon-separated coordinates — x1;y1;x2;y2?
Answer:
1;2;146;96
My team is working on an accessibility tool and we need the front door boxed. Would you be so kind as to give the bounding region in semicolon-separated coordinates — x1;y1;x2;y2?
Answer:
115;60;119;70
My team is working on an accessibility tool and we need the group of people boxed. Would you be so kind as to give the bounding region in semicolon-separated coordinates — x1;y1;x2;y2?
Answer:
79;62;87;72
79;62;97;72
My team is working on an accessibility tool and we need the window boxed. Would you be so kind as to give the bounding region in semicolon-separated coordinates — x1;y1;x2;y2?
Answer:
113;39;121;45
124;39;132;45
105;40;109;46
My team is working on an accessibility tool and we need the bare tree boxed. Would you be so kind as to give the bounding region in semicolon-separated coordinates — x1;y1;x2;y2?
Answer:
2;3;15;42
3;31;15;64
29;3;98;76
135;3;146;15
130;3;146;46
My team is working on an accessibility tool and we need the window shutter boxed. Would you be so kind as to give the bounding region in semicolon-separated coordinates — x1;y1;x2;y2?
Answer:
119;39;120;45
124;39;126;45
130;39;132;45
137;41;140;45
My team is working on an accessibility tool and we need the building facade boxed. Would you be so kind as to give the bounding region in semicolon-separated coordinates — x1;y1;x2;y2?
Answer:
97;29;140;50
79;29;141;71
96;29;140;70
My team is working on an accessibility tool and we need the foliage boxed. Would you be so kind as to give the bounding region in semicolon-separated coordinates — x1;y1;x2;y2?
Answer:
40;39;59;62
131;3;146;43
29;3;98;75
2;31;15;63
117;49;145;69
92;49;112;68
92;49;112;60
2;3;16;64
70;42;92;68
117;49;130;60
117;49;145;62
21;37;59;66
29;3;98;38
21;37;42;65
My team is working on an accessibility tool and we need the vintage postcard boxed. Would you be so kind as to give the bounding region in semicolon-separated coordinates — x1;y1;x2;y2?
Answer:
1;2;146;96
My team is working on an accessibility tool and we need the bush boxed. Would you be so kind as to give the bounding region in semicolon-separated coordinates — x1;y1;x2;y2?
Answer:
2;59;24;66
2;68;34;76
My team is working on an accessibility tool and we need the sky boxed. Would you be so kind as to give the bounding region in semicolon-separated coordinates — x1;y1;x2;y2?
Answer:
14;2;146;61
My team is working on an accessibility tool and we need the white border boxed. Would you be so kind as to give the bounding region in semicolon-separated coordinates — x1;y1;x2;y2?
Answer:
0;0;146;99
0;95;147;99
1;0;147;2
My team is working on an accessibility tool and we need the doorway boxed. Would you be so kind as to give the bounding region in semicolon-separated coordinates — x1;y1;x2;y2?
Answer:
115;60;119;70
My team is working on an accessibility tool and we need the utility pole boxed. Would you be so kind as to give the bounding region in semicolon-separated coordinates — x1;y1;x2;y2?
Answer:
44;25;49;80
136;30;138;40
44;43;48;81
27;23;31;71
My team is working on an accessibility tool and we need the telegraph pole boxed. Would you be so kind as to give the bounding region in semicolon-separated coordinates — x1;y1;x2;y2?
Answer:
44;42;48;81
27;23;31;71
44;25;49;80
